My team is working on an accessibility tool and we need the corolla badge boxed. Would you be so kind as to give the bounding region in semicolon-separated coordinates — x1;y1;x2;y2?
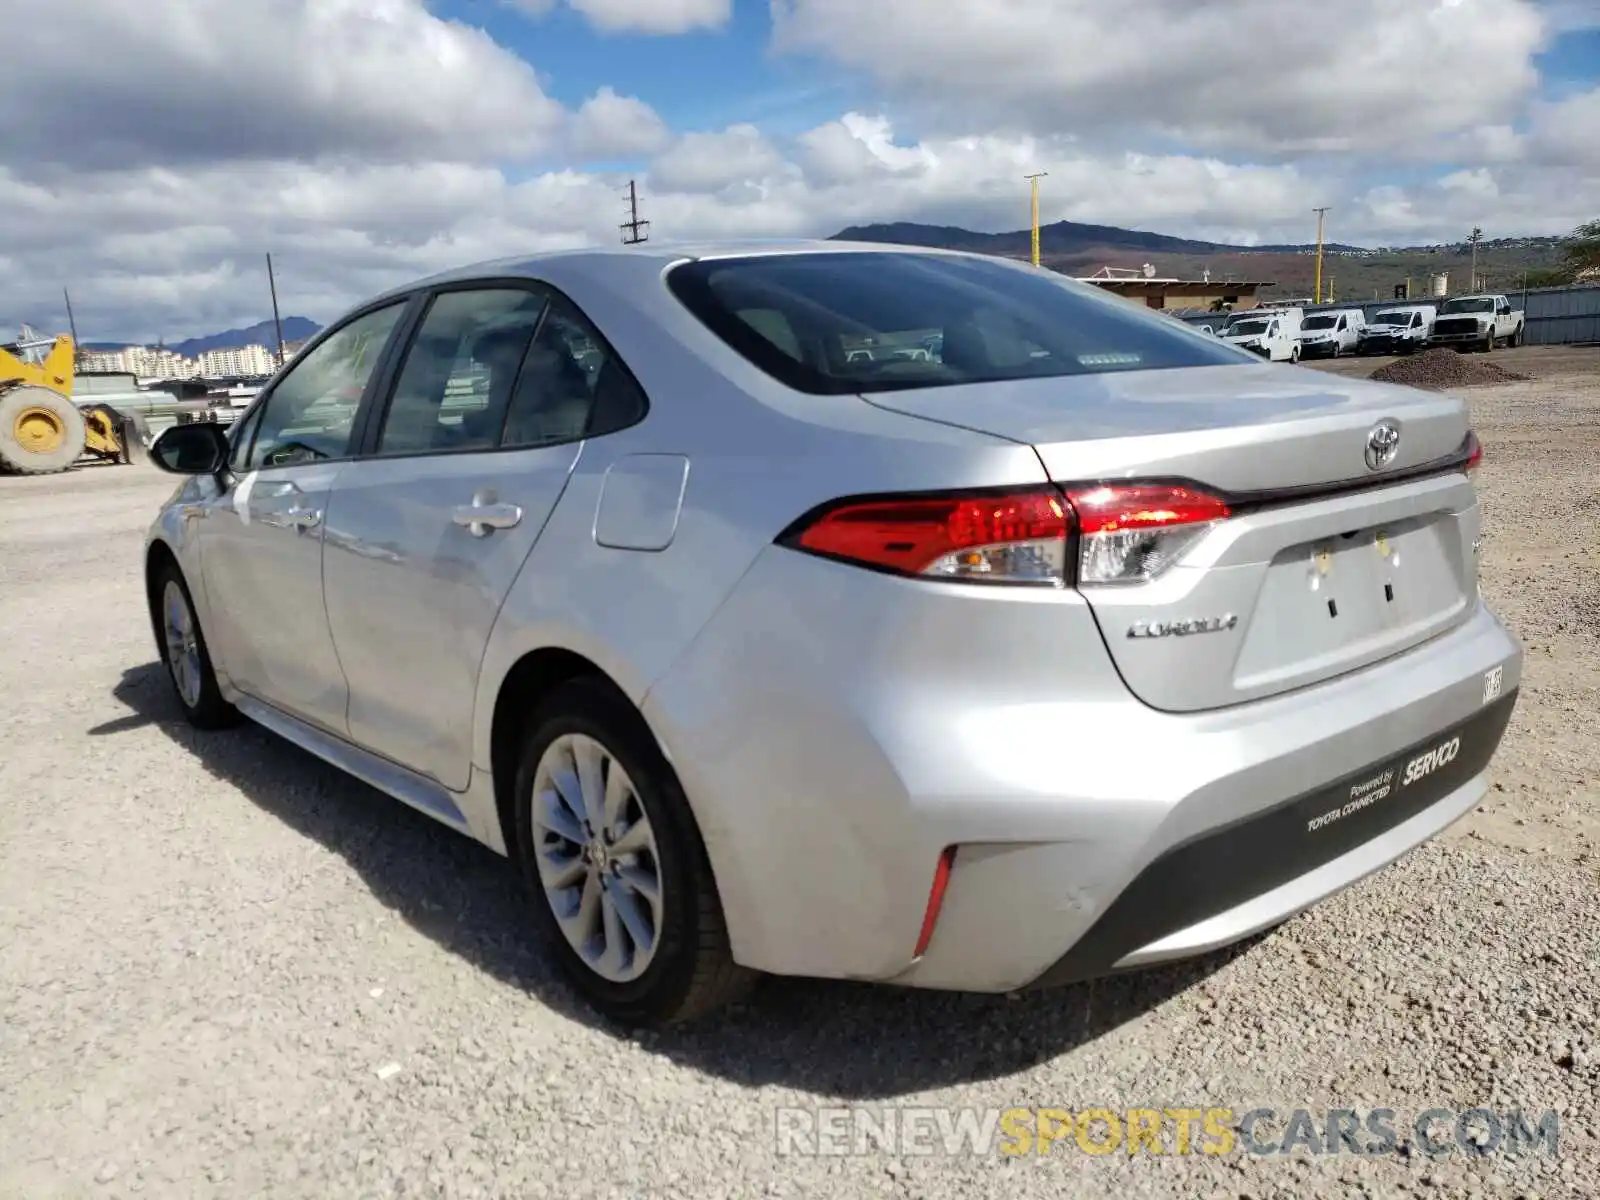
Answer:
1364;420;1401;471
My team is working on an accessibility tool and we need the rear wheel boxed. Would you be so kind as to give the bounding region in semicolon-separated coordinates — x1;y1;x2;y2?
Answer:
152;562;239;730
513;678;753;1026
0;385;86;475
1509;323;1523;348
1289;344;1301;363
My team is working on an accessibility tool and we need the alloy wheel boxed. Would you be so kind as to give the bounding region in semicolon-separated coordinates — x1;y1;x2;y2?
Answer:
530;732;663;983
162;580;202;709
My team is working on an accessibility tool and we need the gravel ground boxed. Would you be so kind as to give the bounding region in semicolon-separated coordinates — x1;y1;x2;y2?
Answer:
3;351;1599;1199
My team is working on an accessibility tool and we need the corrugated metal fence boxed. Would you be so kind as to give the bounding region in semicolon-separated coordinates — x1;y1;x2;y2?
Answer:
1177;282;1600;345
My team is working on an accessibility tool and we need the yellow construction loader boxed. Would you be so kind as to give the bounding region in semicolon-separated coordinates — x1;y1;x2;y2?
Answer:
0;333;143;475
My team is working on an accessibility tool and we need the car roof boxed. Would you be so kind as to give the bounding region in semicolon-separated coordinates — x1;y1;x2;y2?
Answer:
360;239;983;308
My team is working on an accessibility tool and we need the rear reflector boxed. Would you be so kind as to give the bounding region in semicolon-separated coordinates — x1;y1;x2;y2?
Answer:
1464;430;1483;478
913;846;958;959
787;488;1069;585
1063;483;1231;586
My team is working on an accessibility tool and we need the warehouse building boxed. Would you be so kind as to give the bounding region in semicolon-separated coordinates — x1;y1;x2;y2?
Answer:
1073;265;1271;312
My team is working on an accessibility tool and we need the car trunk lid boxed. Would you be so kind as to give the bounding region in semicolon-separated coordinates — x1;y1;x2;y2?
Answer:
859;364;1481;712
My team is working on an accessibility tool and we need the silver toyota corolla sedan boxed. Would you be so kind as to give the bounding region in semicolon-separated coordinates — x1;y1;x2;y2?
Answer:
142;241;1522;1027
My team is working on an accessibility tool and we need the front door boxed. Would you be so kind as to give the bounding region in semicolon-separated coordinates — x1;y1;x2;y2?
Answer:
320;285;648;790
198;300;409;734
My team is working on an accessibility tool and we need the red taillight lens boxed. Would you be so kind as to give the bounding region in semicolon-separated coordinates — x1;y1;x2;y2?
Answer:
1464;431;1483;478
1063;483;1231;585
789;487;1069;585
913;846;958;959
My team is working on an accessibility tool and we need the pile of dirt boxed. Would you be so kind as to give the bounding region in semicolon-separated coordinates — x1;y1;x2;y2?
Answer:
1369;348;1529;390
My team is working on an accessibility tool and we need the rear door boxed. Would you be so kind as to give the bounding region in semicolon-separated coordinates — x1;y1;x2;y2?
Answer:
319;282;649;790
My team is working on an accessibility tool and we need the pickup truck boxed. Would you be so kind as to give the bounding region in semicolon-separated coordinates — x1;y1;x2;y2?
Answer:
1428;294;1525;352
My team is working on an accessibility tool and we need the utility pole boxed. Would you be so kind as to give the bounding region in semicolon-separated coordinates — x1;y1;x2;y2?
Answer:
62;287;82;366
1467;226;1483;292
620;180;650;245
1312;207;1330;304
1025;172;1048;267
266;253;286;367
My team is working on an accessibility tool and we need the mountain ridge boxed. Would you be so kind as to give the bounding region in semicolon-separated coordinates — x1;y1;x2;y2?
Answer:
829;219;1367;257
81;316;321;356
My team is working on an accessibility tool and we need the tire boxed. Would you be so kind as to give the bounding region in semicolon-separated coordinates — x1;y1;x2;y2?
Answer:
513;677;754;1027
151;561;240;730
1289;344;1301;363
0;384;86;474
1509;324;1523;348
1482;331;1494;353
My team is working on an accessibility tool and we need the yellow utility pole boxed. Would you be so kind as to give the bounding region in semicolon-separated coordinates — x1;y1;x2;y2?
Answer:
1025;171;1048;267
1312;206;1330;304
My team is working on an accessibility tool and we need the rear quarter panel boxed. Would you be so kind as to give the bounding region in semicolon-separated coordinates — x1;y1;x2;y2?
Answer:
468;257;1047;772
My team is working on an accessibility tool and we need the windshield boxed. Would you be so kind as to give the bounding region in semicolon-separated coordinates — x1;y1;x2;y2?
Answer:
1227;320;1271;336
666;252;1256;394
1302;316;1337;330
1440;297;1495;314
1371;312;1411;327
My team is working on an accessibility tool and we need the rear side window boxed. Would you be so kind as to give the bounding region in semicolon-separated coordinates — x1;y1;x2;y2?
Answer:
666;251;1256;395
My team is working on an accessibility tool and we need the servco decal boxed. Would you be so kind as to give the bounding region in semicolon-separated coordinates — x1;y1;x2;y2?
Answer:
1401;735;1461;787
1126;614;1239;639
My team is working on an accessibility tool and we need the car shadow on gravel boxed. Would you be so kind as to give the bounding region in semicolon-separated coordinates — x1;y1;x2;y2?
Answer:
98;661;1253;1100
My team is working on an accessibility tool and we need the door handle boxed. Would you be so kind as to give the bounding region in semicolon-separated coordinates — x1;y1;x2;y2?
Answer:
452;493;523;538
260;505;322;532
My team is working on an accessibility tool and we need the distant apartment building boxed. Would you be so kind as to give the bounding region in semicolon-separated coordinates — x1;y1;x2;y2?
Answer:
196;343;275;377
78;342;277;380
79;345;199;378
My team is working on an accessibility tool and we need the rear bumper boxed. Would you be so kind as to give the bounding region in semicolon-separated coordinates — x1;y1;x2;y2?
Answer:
643;546;1523;992
1025;686;1515;987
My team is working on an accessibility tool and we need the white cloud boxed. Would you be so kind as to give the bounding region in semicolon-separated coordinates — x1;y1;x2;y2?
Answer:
771;0;1550;156
648;125;791;193
505;0;730;34
0;0;1591;348
2;0;565;169
1525;86;1600;168
569;87;674;158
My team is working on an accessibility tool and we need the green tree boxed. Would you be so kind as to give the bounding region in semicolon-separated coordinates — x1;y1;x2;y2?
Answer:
1562;219;1600;277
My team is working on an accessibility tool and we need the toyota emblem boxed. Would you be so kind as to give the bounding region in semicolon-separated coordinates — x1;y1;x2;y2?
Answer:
1364;421;1401;471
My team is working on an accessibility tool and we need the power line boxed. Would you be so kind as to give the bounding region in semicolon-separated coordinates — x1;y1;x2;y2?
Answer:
621;180;650;245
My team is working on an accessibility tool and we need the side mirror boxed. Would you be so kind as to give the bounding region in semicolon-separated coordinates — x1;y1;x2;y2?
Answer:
150;422;230;475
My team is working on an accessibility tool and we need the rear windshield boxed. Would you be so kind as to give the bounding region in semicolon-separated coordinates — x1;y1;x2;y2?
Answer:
665;251;1255;395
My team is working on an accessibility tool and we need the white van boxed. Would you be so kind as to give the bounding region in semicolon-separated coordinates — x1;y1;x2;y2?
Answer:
1355;305;1437;356
1297;308;1367;359
1221;308;1302;362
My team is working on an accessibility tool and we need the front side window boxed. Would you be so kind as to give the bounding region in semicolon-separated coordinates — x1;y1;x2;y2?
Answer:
500;294;647;448
666;251;1255;395
248;302;406;469
376;289;547;456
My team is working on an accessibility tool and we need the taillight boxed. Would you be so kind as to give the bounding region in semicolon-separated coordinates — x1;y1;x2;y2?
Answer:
1063;483;1231;586
786;487;1069;585
1464;431;1483;479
